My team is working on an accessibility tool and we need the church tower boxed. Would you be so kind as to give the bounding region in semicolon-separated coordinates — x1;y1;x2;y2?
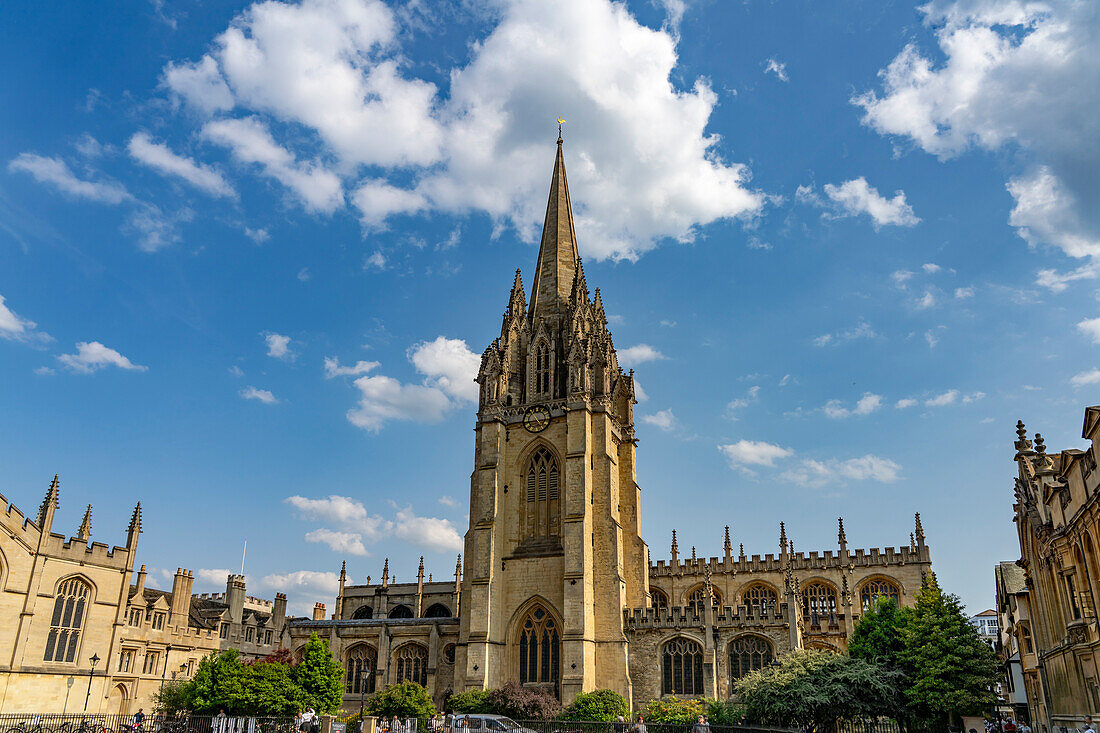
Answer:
455;134;651;704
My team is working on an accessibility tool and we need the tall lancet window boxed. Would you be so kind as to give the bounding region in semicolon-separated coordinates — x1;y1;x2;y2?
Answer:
526;447;560;540
518;605;560;693
45;578;89;663
534;343;550;397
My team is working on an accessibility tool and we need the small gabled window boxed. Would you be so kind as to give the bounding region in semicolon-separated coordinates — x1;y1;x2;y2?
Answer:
219;623;229;639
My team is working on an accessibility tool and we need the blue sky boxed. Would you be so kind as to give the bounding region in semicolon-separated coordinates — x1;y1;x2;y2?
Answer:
2;0;1099;615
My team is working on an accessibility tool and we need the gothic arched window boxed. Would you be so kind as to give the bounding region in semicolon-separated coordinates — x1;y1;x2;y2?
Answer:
728;635;773;681
352;605;373;620
650;588;670;610
518;604;560;689
686;585;722;615
662;637;703;696
801;582;839;624
346;644;377;695
388;604;413;619
45;577;90;663
534;343;550;396
425;603;452;618
525;447;561;540
741;583;778;616
860;578;901;611
393;643;428;686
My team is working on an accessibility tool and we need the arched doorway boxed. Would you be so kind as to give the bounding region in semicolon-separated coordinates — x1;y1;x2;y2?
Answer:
108;683;128;715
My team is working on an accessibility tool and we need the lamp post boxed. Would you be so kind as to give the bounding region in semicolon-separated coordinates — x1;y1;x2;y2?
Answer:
83;653;100;713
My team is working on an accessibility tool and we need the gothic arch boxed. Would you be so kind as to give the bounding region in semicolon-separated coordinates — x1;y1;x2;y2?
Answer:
801;579;839;621
45;575;93;663
858;575;902;611
108;683;128;715
55;572;98;601
508;596;563;692
388;604;413;619
682;584;723;613
0;544;8;591
738;581;779;614
392;642;428;686
728;634;774;681
345;643;377;695
352;605;374;619
661;635;705;696
424;603;452;618
650;587;670;609
518;443;562;543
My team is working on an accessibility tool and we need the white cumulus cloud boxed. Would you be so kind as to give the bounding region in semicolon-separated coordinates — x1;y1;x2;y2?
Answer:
240;385;278;403
1071;369;1100;388
718;440;794;473
0;294;50;344
407;336;480;403
324;357;379;378
128;132;235;198
9;154;130;204
780;455;902;488
820;178;920;227
58;341;147;374
1078;318;1100;344
264;331;294;360
823;393;883;419
618;344;667;365
854;0;1100;289
642;409;678;432
304;528;368;556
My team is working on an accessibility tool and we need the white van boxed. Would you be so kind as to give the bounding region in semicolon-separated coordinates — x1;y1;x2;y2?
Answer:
450;715;536;733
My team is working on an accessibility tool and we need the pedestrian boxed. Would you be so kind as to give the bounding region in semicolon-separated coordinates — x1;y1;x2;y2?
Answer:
299;709;315;733
630;716;646;733
692;715;708;733
1006;720;1018;733
131;709;145;733
1083;717;1095;733
1020;723;1032;733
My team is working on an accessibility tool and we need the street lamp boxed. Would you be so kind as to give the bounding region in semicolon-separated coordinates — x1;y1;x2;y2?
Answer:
83;654;100;713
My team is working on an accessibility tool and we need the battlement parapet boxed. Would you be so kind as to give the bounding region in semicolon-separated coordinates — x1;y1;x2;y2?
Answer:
623;603;789;629
649;544;930;577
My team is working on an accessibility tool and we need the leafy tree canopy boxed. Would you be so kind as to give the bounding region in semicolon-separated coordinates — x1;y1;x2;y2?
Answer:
734;649;901;732
901;573;1000;725
561;689;629;721
365;682;437;718
848;596;911;668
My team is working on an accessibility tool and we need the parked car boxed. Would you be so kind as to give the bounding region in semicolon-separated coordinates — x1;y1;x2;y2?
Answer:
450;715;536;733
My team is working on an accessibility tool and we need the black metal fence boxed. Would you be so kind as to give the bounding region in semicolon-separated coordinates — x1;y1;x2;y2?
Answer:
356;719;798;733
0;715;297;733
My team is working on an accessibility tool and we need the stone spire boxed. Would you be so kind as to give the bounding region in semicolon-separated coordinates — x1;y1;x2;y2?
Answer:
77;504;92;542
723;525;732;561
779;522;787;556
691;545;697;563
837;517;847;553
126;502;142;549
914;512;926;548
37;474;60;532
671;530;679;565
382;558;390;588
528;134;580;323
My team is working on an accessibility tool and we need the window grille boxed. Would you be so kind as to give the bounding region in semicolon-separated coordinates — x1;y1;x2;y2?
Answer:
729;636;773;681
662;637;703;695
518;605;560;689
801;582;839;624
44;578;89;663
741;583;778;615
860;579;901;611
346;644;378;695
394;643;428;686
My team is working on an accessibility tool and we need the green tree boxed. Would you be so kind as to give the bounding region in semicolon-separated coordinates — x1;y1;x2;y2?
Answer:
900;573;999;727
560;689;629;721
447;689;493;714
366;682;437;718
733;649;901;732
848;596;911;667
244;660;306;715
294;633;345;713
151;679;194;716
189;650;249;713
641;697;705;725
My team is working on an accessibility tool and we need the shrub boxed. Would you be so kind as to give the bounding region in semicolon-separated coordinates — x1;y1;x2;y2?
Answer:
366;682;438;718
448;689;493;714
561;689;629;721
486;682;561;720
642;697;705;724
704;698;745;726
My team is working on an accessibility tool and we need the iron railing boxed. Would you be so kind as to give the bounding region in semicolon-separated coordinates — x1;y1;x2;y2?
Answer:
0;715;296;733
357;719;797;733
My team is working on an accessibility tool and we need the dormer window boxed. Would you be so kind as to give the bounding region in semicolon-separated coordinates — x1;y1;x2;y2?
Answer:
129;609;142;626
152;612;165;630
219;623;229;639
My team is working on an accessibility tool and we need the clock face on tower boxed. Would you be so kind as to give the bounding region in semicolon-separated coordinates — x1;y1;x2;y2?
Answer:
522;405;551;433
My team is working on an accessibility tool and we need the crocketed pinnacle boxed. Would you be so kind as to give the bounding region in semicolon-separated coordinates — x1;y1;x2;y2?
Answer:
77;504;92;541
529;136;580;323
37;474;60;529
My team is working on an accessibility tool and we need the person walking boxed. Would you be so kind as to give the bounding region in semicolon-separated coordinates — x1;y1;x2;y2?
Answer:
131;709;145;733
630;716;646;733
1082;717;1095;733
692;715;709;733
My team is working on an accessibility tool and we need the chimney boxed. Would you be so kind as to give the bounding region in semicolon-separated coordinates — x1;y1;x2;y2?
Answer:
273;592;287;632
134;564;147;596
313;602;326;621
171;569;193;625
226;574;246;625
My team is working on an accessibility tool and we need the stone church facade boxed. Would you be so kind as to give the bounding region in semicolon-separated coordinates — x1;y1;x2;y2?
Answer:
0;138;932;714
287;137;934;712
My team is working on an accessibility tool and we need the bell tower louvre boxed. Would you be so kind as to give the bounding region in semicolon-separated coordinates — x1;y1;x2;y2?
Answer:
454;133;652;704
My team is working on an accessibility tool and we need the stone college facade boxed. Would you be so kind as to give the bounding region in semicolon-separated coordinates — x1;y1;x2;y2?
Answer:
0;138;932;714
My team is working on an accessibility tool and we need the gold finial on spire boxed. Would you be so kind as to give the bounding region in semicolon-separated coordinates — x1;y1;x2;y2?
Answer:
557;117;566;141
